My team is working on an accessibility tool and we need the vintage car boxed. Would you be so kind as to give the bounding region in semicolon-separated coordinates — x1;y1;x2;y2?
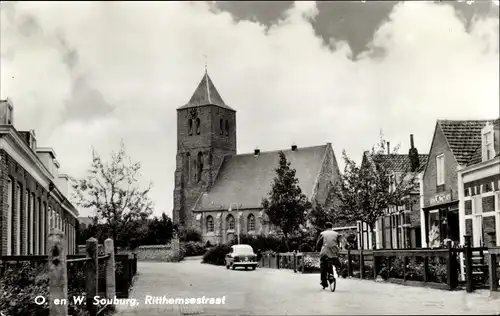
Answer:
225;244;258;270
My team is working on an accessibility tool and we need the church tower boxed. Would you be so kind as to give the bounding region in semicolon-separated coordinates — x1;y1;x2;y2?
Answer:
173;70;237;227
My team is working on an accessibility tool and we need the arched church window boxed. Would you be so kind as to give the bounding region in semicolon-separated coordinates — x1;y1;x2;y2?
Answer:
226;214;235;230
220;119;224;135
225;120;229;136
195;118;201;135
197;152;203;182
247;214;255;232
188;119;193;136
206;216;214;232
185;152;191;181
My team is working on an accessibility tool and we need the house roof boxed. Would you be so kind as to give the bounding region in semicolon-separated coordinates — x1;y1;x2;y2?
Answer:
177;71;234;111
438;119;497;166
198;144;329;210
362;152;429;173
466;118;500;166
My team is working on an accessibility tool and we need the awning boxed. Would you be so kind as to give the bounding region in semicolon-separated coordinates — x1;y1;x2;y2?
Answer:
422;200;458;211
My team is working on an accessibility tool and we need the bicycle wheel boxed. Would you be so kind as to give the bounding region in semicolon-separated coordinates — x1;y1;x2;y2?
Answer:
329;277;336;292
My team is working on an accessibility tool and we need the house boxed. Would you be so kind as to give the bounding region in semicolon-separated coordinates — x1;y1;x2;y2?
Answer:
420;119;498;248
172;70;342;244
0;98;79;256
357;135;428;250
457;119;500;248
78;216;94;231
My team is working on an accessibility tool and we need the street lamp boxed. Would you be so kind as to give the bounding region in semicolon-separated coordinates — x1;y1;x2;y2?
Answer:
228;203;241;244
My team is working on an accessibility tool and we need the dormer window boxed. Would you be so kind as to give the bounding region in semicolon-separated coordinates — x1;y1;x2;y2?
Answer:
482;124;494;161
195;118;201;135
188;119;193;136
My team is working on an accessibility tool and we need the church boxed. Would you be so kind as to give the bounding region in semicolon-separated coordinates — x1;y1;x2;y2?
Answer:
173;70;342;244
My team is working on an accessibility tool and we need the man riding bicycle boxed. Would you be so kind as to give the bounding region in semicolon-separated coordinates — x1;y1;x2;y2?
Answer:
316;222;343;289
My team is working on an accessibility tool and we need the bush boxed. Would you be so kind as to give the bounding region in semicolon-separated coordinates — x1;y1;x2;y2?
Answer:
183;241;206;257
178;227;202;242
202;244;231;266
299;243;313;252
0;261;96;316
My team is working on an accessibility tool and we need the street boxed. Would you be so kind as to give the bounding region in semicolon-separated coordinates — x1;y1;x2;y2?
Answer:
115;259;500;315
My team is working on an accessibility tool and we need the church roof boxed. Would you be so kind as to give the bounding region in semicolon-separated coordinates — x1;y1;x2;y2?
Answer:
178;71;234;111
198;144;329;210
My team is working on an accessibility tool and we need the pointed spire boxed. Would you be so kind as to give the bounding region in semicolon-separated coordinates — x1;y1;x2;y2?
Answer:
178;70;234;110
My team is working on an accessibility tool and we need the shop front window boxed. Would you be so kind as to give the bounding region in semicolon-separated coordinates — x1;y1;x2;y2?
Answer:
428;211;440;248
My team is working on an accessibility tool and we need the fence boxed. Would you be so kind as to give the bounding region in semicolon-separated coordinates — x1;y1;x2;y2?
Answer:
0;229;138;316
259;240;499;295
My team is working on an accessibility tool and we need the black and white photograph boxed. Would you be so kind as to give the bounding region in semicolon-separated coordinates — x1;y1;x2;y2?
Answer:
0;1;499;315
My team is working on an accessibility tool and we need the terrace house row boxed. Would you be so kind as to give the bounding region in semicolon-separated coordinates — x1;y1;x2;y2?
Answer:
0;99;79;256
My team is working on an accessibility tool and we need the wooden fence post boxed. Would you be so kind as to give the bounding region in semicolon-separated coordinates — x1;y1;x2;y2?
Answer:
48;228;68;316
360;249;365;279
423;256;429;283
464;235;473;293
489;252;498;292
86;237;98;316
276;253;280;269
347;248;352;277
403;256;408;282
446;240;457;290
104;238;116;300
293;251;297;273
372;253;378;280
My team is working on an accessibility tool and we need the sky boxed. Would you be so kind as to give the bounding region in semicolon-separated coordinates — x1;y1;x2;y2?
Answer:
1;1;499;219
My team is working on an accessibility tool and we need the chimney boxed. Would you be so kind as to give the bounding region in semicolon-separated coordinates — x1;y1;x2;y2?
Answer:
409;134;420;172
56;174;69;197
387;142;390;155
0;98;14;125
291;144;297;151
254;148;260;156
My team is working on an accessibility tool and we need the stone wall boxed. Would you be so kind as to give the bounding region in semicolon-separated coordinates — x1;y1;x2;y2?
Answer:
77;241;182;262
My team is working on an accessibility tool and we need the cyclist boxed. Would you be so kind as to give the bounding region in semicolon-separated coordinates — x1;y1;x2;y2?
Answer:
316;222;343;289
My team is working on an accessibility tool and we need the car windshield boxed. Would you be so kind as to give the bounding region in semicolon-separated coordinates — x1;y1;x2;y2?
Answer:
232;245;254;254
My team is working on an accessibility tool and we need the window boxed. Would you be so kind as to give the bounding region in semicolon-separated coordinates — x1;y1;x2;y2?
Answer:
220;119;224;135
15;184;21;255
436;154;445;186
30;193;35;255
7;178;13;255
389;174;396;193
195;118;201;135
226;215;235;230
483;131;494;161
197;152;203;182
225;120;229;136
247;214;256;232
49;207;53;229
41;202;46;255
188;119;193;136
185;152;191;182
24;190;29;254
206;216;214;232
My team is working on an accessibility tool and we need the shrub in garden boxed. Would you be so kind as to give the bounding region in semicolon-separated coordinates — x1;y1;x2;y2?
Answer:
202;244;231;265
0;262;92;316
183;241;206;257
299;243;313;252
178;227;202;242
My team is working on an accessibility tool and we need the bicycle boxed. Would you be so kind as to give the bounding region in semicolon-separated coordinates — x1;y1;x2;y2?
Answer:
327;260;337;292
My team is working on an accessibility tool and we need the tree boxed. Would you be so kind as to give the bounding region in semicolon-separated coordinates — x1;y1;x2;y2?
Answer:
71;141;154;252
261;151;311;251
330;135;418;249
146;213;174;245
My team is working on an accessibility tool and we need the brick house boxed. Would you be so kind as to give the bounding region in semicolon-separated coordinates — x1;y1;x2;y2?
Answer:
457;119;500;248
420;119;497;248
356;135;428;250
0;98;79;256
173;71;342;244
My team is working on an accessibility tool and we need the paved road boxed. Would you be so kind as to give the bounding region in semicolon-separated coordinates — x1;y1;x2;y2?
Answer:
115;259;500;315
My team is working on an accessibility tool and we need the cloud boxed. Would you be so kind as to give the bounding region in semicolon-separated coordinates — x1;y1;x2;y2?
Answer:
1;1;498;217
